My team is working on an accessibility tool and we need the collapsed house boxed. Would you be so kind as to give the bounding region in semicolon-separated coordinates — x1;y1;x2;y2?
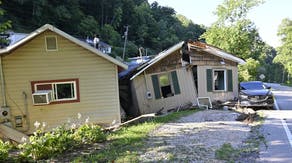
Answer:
119;40;245;117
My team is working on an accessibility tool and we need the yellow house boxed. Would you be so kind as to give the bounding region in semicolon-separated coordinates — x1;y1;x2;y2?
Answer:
121;41;245;116
0;24;127;137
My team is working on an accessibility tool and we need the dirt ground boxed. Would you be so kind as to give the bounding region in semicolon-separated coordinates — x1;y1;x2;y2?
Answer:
138;110;259;162
46;109;260;162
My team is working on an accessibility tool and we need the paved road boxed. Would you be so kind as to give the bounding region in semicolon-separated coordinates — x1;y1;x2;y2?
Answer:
258;84;292;162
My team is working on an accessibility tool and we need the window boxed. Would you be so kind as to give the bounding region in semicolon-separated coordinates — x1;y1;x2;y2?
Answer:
53;82;76;100
206;69;233;92
45;36;58;51
151;71;181;99
31;79;79;104
159;74;173;98
213;70;226;91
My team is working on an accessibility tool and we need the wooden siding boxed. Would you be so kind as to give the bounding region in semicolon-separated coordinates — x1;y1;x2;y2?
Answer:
190;48;239;102
146;50;183;74
0;30;120;134
130;46;240;114
190;50;237;67
197;65;239;101
132;68;197;114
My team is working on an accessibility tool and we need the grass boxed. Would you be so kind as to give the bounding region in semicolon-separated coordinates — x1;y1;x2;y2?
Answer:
215;143;240;162
73;109;198;162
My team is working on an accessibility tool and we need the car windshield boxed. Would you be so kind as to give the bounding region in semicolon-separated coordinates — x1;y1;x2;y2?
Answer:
240;82;265;90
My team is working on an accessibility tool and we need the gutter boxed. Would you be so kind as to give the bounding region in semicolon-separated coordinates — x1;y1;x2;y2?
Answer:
0;56;7;107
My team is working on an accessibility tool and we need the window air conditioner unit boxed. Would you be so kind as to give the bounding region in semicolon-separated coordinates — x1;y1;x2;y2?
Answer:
32;90;52;105
0;106;10;121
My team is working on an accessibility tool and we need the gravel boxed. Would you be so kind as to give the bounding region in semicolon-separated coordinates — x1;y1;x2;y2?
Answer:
138;110;252;162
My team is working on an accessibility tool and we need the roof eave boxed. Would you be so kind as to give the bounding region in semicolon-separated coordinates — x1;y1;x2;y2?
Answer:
130;41;184;80
0;26;47;55
205;46;246;65
0;24;128;69
45;25;128;69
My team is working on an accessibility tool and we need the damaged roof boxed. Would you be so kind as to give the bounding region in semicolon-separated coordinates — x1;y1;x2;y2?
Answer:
130;41;184;80
129;41;245;80
189;41;245;65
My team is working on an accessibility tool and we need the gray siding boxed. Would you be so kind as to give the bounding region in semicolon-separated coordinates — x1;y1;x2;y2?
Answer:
197;65;238;101
133;68;197;114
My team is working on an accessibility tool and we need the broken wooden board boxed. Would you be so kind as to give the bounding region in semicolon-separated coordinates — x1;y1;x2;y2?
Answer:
0;124;29;143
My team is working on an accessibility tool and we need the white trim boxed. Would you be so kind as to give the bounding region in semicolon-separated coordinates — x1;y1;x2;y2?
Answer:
213;69;227;92
0;24;127;69
45;35;58;51
204;46;245;64
34;81;77;102
54;82;77;101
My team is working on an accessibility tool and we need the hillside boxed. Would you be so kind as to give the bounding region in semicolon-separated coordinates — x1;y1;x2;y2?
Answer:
1;0;206;58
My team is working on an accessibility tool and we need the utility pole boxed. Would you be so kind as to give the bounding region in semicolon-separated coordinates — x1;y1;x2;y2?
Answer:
122;25;129;61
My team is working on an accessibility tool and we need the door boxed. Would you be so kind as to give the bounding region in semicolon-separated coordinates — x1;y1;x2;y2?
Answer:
192;66;198;94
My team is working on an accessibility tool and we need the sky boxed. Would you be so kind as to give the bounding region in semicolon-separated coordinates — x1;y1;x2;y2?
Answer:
148;0;292;48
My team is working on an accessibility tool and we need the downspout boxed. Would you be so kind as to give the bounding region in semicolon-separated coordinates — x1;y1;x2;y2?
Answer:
0;56;7;107
22;91;30;132
0;56;30;131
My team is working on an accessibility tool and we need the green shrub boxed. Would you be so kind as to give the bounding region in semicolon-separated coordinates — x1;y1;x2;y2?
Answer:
0;140;12;160
19;126;76;160
18;123;107;161
74;124;106;144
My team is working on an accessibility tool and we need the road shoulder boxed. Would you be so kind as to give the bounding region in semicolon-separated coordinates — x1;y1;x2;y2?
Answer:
258;111;292;162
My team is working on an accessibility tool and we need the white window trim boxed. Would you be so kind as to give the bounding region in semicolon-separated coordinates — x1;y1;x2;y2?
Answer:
213;69;227;92
45;35;58;51
158;72;174;98
34;81;77;101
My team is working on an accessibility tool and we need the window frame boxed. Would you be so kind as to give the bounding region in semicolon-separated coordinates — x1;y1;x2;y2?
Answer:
151;70;181;99
213;69;227;92
158;73;174;98
45;35;58;51
31;78;80;104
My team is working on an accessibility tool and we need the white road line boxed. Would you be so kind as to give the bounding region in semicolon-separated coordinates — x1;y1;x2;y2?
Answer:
274;96;292;148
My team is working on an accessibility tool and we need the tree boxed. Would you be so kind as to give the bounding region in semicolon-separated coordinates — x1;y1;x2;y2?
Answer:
215;0;263;24
273;18;292;81
77;15;99;37
1;0;206;59
238;58;260;81
201;0;267;81
100;24;121;46
176;14;206;41
0;0;11;47
202;0;264;59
